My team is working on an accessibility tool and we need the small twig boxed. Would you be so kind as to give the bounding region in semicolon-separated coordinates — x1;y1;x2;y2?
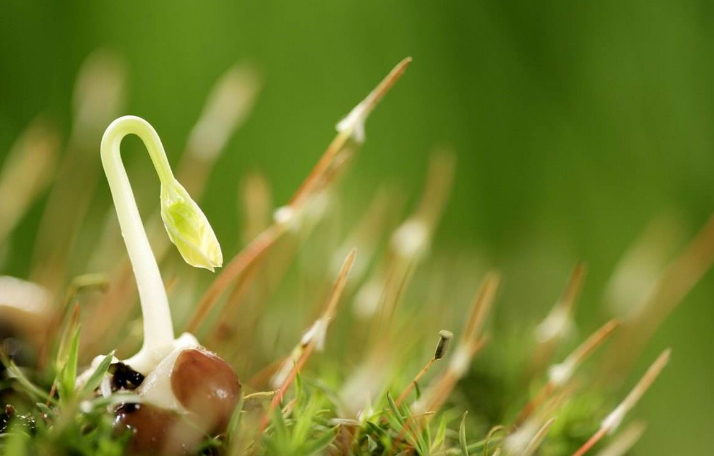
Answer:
290;57;412;207
571;349;670;456
605;212;714;376
0;116;59;246
243;391;277;401
395;330;453;406
594;421;646;456
461;272;501;346
572;427;609;456
532;263;587;353
516;320;619;425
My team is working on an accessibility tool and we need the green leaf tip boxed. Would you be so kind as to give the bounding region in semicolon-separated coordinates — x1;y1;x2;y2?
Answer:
161;180;223;271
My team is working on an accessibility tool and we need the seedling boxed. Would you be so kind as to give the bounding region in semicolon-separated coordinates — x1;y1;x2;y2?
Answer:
99;115;222;374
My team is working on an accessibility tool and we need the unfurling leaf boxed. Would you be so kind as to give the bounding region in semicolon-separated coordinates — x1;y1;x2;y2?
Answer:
160;180;222;271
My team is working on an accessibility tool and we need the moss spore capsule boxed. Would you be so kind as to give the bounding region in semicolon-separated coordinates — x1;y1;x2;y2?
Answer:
434;330;453;360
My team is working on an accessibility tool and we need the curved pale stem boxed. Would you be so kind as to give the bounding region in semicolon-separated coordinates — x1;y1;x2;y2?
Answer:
100;115;176;371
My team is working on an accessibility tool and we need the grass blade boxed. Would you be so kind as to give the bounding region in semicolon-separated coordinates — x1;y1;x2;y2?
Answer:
79;350;115;397
459;411;469;456
58;326;80;402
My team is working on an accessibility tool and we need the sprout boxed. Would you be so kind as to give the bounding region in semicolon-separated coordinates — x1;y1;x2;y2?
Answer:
94;116;241;453
100;115;221;374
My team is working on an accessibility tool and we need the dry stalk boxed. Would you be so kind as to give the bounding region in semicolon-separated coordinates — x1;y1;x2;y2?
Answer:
529;263;587;375
515;319;619;426
604;212;714;377
571;349;670;456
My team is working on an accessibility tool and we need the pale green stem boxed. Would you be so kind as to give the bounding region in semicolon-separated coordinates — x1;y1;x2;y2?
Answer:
100;115;176;363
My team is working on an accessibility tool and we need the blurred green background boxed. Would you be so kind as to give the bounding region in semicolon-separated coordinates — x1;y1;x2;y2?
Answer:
1;0;712;453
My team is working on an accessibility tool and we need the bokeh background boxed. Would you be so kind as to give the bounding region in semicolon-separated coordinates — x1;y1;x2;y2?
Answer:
1;0;712;453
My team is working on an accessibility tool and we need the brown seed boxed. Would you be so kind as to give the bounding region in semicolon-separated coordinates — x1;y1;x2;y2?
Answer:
114;403;196;456
170;348;241;432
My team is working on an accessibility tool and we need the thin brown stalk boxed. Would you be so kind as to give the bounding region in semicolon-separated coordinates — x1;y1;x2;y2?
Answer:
594;421;646;456
515;319;619;425
603;213;682;318
0;117;59;246
415;338;488;415
563;320;619;370
391;337;488;453
258;250;356;432
239;172;273;245
260;335;315;430
395;358;436;406
374;254;419;336
534;263;587;344
461;272;501;346
609;349;670;419
562;262;587;313
412;150;456;229
529;263;587;379
396;330;453;407
31;51;125;292
606;212;714;376
571;349;670;456
571;427;608;456
289;57;412;207
334;186;396;284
